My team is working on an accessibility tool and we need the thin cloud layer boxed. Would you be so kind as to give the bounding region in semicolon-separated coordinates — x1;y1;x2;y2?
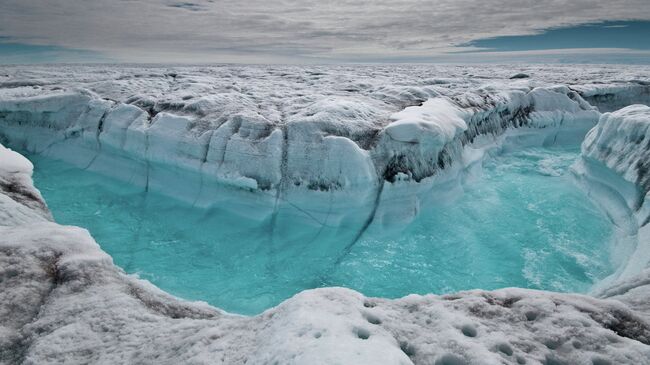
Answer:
0;0;649;62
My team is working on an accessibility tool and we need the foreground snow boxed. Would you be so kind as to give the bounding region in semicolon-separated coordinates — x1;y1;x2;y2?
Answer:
1;65;650;364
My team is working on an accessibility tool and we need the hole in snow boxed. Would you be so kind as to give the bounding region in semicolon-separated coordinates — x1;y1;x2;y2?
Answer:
435;353;468;365
525;311;539;321
544;338;562;350
355;327;370;340
364;312;382;325
497;343;514;356
544;355;569;365
363;301;376;308
460;324;477;337
399;340;416;358
591;358;612;365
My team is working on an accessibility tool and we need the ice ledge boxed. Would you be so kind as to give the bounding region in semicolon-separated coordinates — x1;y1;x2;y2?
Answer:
582;105;650;201
0;84;600;199
0;144;51;226
574;105;650;297
572;83;650;113
0;82;605;241
2;143;650;365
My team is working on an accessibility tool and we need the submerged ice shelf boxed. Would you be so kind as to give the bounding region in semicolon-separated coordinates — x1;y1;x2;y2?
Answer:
30;145;614;314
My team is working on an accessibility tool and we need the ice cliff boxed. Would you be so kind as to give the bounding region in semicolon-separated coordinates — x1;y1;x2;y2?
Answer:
574;105;650;300
0;67;605;235
1;65;650;364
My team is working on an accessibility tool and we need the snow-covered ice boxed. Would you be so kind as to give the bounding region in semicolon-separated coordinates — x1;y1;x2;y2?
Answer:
1;64;650;364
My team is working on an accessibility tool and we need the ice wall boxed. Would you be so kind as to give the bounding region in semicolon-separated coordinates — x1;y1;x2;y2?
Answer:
0;144;51;226
0;84;600;216
573;83;650;113
574;105;650;294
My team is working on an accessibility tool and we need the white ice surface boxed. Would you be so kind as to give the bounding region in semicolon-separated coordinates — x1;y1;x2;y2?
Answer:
1;64;650;364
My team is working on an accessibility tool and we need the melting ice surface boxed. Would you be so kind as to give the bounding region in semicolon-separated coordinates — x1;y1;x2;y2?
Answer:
30;145;615;315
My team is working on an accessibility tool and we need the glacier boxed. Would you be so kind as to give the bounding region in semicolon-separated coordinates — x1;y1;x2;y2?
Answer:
1;64;650;364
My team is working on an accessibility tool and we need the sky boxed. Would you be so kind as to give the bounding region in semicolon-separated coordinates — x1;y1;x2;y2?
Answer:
0;0;649;64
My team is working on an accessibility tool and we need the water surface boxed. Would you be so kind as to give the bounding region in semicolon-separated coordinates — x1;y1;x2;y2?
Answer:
31;145;614;314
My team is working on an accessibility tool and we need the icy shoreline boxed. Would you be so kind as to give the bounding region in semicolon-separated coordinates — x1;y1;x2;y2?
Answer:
1;65;650;364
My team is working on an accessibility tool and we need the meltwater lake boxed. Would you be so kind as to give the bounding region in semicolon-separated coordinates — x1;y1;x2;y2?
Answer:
30;145;614;314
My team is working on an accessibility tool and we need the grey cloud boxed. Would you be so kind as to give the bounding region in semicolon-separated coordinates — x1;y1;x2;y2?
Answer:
0;0;648;62
168;2;207;11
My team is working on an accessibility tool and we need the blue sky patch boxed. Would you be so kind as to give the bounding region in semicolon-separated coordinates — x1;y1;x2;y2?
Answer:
0;40;108;64
462;21;650;52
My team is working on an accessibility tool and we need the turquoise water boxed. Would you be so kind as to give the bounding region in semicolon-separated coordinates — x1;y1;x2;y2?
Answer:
30;145;614;314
